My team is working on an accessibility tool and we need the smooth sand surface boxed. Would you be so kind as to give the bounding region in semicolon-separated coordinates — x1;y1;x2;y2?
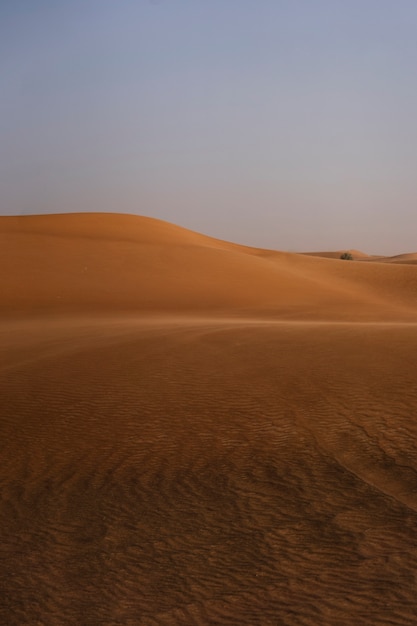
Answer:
2;213;417;319
1;213;417;625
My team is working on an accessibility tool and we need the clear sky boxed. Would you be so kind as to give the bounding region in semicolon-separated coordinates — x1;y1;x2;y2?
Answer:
1;0;417;254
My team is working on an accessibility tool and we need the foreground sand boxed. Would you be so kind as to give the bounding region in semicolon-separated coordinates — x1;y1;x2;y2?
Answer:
1;214;417;624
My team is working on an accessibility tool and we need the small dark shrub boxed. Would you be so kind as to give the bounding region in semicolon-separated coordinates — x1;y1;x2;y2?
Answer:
340;252;353;260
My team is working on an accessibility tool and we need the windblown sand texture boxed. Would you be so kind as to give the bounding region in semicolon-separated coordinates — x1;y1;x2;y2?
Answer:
1;213;417;625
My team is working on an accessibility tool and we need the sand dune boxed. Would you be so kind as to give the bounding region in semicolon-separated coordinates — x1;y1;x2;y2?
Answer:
1;213;417;624
1;213;417;319
301;249;370;260
303;249;417;265
365;252;417;265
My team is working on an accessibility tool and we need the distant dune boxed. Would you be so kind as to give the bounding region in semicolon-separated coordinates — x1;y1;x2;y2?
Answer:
1;212;416;320
363;252;417;265
302;249;417;264
301;249;370;260
1;213;417;624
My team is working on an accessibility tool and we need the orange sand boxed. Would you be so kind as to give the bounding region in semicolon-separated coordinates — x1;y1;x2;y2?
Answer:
1;213;417;625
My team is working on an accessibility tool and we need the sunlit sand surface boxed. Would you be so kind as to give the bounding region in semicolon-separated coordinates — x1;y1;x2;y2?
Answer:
1;214;417;624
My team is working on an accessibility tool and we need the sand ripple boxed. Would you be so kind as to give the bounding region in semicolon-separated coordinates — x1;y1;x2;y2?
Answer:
1;318;417;624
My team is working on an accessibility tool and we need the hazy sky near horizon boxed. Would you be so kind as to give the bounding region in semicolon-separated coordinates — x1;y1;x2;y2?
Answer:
1;0;417;254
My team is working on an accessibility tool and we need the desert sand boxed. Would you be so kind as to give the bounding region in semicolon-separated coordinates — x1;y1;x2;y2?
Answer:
1;213;417;625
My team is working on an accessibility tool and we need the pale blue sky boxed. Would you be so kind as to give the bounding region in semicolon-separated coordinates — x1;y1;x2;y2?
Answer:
1;0;417;253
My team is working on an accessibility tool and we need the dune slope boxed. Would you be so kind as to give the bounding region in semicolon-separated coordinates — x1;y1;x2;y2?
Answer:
1;212;416;319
